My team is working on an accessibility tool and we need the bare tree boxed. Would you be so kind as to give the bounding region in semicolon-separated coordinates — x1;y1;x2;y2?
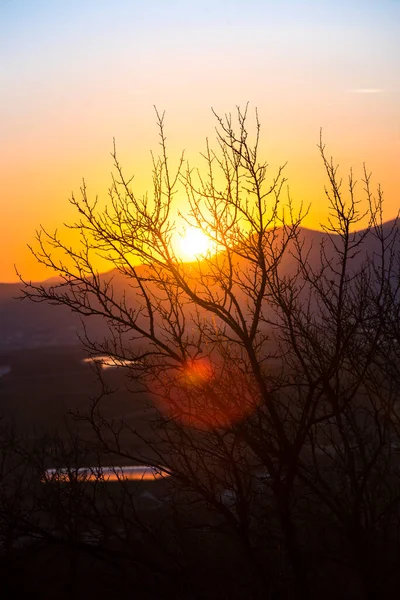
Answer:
19;107;400;599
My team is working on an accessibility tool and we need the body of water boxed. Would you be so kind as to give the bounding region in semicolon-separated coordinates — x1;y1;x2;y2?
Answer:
82;355;137;370
43;465;169;483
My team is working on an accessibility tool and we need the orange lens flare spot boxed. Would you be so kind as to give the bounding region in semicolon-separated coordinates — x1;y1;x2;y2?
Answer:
151;357;257;430
181;357;214;386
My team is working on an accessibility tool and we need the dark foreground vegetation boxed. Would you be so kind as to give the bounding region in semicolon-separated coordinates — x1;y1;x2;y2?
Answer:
1;342;400;600
2;108;400;599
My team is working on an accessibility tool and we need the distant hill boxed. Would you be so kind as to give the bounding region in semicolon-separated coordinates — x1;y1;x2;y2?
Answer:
1;222;398;351
0;282;84;350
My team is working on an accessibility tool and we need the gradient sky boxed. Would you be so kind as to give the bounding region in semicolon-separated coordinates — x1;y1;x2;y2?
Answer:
1;0;399;282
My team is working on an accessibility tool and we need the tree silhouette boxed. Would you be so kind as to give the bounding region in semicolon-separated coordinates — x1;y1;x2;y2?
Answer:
18;107;400;599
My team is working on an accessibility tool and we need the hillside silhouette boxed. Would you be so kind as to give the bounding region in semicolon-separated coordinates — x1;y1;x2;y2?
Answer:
1;220;398;351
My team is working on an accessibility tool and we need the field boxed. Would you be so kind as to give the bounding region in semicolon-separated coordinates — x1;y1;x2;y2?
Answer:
0;345;159;459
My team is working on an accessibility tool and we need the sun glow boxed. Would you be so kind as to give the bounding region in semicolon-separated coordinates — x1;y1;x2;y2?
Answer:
175;226;216;262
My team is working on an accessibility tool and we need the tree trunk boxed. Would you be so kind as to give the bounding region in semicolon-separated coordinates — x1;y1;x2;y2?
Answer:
276;489;309;600
349;524;379;600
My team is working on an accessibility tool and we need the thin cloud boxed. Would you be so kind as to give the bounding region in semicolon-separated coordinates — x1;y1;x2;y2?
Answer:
347;88;385;94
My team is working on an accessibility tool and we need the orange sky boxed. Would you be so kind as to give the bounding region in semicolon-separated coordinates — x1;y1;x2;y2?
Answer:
1;0;399;282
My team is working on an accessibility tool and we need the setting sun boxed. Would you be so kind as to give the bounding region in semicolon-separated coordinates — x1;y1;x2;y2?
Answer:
175;226;216;262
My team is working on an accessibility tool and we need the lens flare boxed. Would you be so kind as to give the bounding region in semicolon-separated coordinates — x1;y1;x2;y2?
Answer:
181;357;214;386
151;357;257;429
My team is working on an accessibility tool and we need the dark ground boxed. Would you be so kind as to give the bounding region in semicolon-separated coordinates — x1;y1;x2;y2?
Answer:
0;344;157;445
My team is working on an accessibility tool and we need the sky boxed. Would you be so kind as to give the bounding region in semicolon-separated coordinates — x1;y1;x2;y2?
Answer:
1;0;399;282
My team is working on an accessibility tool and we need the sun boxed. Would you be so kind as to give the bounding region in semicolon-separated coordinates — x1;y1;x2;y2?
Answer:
175;226;215;261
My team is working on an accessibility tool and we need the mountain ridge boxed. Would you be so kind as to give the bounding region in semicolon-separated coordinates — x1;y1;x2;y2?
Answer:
1;220;398;351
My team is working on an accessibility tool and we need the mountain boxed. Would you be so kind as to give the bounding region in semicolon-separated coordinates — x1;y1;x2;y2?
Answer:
0;281;84;350
1;222;398;351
